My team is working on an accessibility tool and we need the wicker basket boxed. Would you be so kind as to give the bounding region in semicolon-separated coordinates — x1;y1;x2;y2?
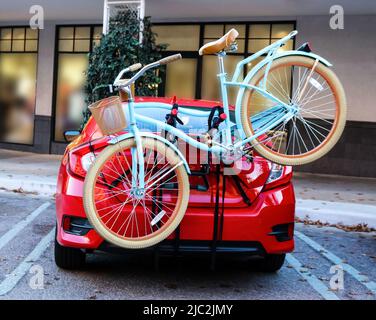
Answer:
89;96;127;135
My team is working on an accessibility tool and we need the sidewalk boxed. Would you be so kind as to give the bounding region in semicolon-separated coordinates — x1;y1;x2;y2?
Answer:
0;149;375;228
0;149;61;197
293;172;376;229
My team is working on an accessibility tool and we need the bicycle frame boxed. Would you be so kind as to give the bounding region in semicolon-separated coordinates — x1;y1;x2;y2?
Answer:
113;31;301;190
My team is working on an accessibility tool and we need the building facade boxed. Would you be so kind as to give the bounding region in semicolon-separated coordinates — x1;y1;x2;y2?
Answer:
0;0;375;177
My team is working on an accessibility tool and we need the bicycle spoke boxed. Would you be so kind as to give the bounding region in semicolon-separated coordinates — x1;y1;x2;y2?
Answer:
91;140;182;240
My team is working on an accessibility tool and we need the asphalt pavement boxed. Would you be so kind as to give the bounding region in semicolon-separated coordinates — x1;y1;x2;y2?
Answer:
0;149;376;228
0;190;375;300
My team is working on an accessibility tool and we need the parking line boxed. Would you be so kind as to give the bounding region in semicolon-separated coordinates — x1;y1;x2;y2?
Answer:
0;202;51;251
286;253;340;300
0;228;55;296
295;230;376;295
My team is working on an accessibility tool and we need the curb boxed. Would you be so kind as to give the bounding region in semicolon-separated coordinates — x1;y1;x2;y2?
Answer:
296;199;376;229
0;176;56;197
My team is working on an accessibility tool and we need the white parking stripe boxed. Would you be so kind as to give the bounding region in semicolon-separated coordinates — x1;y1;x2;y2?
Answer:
295;230;376;295
286;254;340;300
0;228;55;296
0;202;51;251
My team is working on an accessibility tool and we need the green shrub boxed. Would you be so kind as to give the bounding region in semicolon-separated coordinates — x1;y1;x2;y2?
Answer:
82;11;167;128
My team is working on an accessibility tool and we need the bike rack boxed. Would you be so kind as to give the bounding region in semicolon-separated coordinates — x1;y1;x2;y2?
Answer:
210;163;226;271
151;106;254;271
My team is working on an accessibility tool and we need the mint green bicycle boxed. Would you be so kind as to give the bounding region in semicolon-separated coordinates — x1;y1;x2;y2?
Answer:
83;29;347;249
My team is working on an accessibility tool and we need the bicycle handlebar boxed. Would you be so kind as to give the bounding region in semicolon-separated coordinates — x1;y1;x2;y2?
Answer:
114;54;183;89
113;63;143;86
158;54;182;65
128;63;143;72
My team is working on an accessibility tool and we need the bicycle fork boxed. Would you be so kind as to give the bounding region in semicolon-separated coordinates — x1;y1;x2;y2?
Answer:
130;125;145;191
128;97;146;194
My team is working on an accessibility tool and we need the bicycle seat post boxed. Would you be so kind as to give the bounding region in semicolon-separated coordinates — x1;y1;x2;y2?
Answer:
216;51;232;146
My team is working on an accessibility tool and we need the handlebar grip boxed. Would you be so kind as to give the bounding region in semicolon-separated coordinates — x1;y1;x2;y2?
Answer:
128;63;142;72
159;54;182;65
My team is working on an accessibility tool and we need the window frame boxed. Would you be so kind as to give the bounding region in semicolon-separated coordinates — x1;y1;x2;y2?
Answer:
52;24;102;143
0;25;39;146
154;21;296;100
0;26;39;53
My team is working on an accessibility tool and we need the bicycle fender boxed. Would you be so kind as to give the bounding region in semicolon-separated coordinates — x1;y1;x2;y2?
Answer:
235;51;333;134
108;132;191;174
272;51;332;67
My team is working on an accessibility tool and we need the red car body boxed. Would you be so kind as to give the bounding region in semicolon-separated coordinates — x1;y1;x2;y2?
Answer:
55;97;295;258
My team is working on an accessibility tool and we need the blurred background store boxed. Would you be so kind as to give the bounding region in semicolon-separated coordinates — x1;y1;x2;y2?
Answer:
0;0;375;177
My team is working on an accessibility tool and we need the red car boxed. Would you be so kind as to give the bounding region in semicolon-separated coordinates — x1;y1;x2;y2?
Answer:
55;97;295;272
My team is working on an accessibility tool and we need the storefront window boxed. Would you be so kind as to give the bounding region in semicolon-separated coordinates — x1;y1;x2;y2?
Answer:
54;25;102;142
165;58;197;99
54;54;89;142
154;25;200;99
248;23;294;53
153;25;200;51
154;22;295;103
201;55;243;105
0;27;38;144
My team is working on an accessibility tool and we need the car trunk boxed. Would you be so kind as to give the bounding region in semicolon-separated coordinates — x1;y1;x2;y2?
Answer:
177;137;271;208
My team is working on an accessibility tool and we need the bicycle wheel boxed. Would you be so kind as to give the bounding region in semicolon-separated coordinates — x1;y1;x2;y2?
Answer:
83;137;189;249
240;56;346;165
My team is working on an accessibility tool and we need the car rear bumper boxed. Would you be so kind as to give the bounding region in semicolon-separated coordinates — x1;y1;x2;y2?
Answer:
56;165;295;255
98;240;265;256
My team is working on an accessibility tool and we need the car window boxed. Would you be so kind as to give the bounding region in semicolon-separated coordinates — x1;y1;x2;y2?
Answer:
135;105;235;135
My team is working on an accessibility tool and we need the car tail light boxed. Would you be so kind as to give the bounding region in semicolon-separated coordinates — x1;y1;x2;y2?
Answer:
68;145;96;178
263;163;292;191
67;136;110;178
81;152;96;171
69;149;92;178
266;163;284;183
71;152;96;177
